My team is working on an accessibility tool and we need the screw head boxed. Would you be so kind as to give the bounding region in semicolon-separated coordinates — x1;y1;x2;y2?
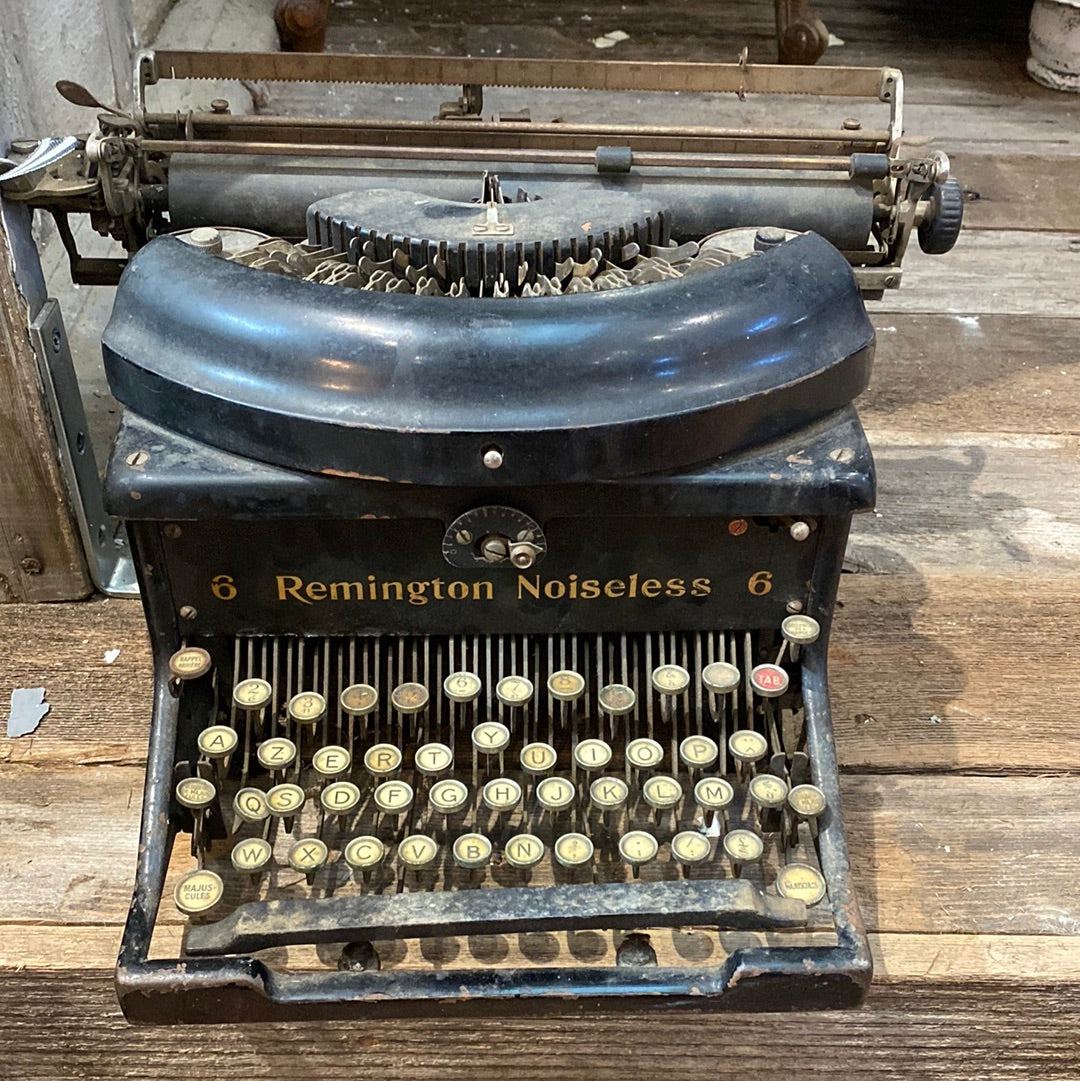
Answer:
786;599;804;614
179;605;198;620
789;520;811;542
163;524;182;539
482;446;504;470
843;116;862;131
125;450;149;468
728;519;749;536
51;328;62;353
20;556;42;575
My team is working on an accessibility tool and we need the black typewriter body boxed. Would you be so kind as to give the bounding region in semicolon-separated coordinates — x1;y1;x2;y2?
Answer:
101;228;877;1023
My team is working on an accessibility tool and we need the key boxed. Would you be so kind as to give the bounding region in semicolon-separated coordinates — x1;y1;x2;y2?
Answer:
787;783;827;821
391;682;429;715
429;777;470;815
503;832;546;871
553;832;594;869
453;832;493;871
414;741;454;777
573;738;612;772
693;775;734;828
749;773;789;812
374;779;414;816
397;834;439;870
340;683;378;717
547;670;585;702
749;663;789;698
728;730;768;777
320;780;361;817
174;868;224;917
776;862;827;906
482;777;522;813
781;614;820;647
266;782;305;817
597;683;636;716
626;737;664;771
701;661;740;695
288;691;327;726
520;741;558;775
363;743;403;778
257;736;297;772
233;677;273;713
495;675;534;708
619;830;659;876
176;775;216;852
344;835;386;872
198;725;238;763
671;829;713;875
537;775;576;813
471;721;511;755
288;837;329;880
169;647;212;682
312;745;351;778
723;828;764;877
642;774;682;813
233;786;270;824
231;836;273;876
589;775;629;814
651;664;690;695
443;671;481;704
679;735;719;771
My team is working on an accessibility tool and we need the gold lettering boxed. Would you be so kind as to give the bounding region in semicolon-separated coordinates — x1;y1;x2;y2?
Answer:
447;581;467;600
276;575;310;604
691;577;712;597
640;577;661;598
517;574;542;600
407;581;429;606
381;580;404;601
604;579;626;598
305;580;327;602
666;577;686;597
580;578;601;599
328;581;363;601
473;581;494;601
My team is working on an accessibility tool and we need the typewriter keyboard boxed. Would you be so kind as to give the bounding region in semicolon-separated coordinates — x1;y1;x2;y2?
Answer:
164;627;836;967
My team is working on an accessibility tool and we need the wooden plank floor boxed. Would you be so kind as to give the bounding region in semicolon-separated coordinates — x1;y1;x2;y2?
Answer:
4;0;1080;1076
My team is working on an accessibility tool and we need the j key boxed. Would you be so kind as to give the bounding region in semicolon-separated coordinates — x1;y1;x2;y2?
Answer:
536;776;576;812
749;663;789;698
363;743;403;777
197;725;238;761
443;671;481;704
397;834;439;869
257;736;297;771
482;777;522;813
429;777;470;814
344;835;386;870
626;737;664;771
553;832;594;868
503;833;546;870
312;745;351;777
547;670;585;702
642;774;682;811
589;775;629;813
651;664;690;695
288;837;329;875
320;780;361;816
168;647;212;682
340;683;378;717
374;779;414;815
788;783;827;821
288;691;327;726
391;682;429;715
701;661;740;695
495;675;534;708
520;741;558;775
266;782;305;817
597;683;636;716
453;832;493;870
573;738;612;771
174;868;224;917
231;836;273;875
679;734;719;770
233;677;272;712
414;741;454;776
619;830;659;871
233;786;271;823
776;862;827;906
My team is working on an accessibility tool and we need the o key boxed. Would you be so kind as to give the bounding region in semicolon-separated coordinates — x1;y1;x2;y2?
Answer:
750;663;789;698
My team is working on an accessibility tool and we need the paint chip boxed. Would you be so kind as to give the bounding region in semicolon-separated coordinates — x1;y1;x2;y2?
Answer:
104;648;121;665
592;30;629;49
8;687;49;738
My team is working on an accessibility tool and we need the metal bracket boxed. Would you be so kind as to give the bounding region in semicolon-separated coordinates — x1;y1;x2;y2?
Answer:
29;299;138;596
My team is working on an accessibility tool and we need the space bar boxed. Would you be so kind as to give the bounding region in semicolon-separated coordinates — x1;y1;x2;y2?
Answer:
185;879;807;955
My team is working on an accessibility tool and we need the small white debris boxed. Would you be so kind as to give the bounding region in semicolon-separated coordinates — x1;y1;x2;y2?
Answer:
104;648;121;665
928;714;943;726
828;33;845;46
8;688;49;738
592;30;630;49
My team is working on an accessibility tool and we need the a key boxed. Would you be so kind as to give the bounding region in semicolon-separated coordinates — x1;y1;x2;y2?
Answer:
312;745;351;778
198;725;238;764
573;738;612;772
776;862;827;906
626;737;664;771
288;837;328;881
340;683;378;717
503;832;546;872
495;675;534;708
749;663;789;698
233;677;272;713
651;664;690;695
232;787;270;826
391;682;429;715
482;777;522;813
701;661;740;695
520;741;558;775
723;828;764;877
597;683;636;716
231;836;273;877
537;775;576;814
363;743;403;778
553;832;594;870
168;647;212;682
257;736;297;772
266;782;305;817
429;777;470;815
373;779;414;816
174;868;224;917
452;832;493;872
678;734;719;771
671;829;713;876
547;670;585;702
319;780;361;817
443;671;481;704
288;691;327;726
619;830;659;877
414;741;454;777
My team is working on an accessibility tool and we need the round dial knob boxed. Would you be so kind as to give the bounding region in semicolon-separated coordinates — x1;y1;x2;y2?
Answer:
442;506;546;569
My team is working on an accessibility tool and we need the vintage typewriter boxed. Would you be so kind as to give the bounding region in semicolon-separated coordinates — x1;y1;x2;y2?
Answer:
2;49;962;1021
